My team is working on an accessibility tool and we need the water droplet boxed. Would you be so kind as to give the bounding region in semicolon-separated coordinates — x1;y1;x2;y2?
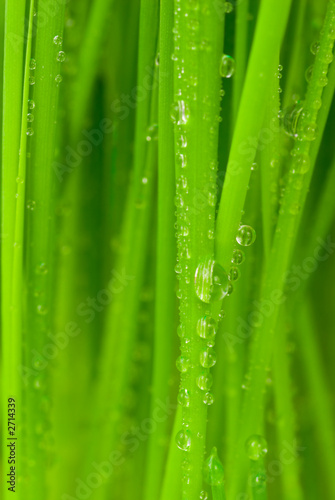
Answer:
310;41;320;55
27;200;36;211
200;347;216;368
224;2;233;13
57;50;66;62
53;35;63;46
175;263;182;274
37;304;47;315
220;55;235;78
155;53;160;66
171;100;190;125
16;176;24;184
178;388;190;407
194;259;229;303
176;355;191;373
196;370;213;391
200;490;208;500
197;315;217;340
28;99;35;110
282;101;304;138
29;58;36;70
146;123;158;141
55;74;63;85
294;153;310;174
176;429;192;451
203;447;225;485
305;65;313;82
177;135;187;148
231;249;245;265
35;263;48;275
208;229;214;240
203;392;214;405
177;324;186;338
29;76;35;86
27;113;34;123
236;225;256;246
229;267;240;281
245;435;268;461
26;127;34;136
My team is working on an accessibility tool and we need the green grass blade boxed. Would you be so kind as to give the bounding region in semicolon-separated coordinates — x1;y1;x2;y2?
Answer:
144;1;176;498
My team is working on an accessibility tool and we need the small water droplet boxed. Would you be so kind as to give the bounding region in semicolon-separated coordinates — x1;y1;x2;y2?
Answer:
57;50;66;62
29;76;35;86
203;392;214;405
245;435;268;461
236;225;256;246
294;153;310;174
176;429;192;451
196;370;213;391
27;113;34;123
178;388;190;407
26;127;34;136
176;355;191;373
200;490;208;500
203;447;225;485
229;267;240;281
37;304;47;315
200;347;216;368
231;249;245;265
220;54;235;78
305;65;313;83
194;259;228;303
35;263;48;275
146;123;158;141
29;58;36;70
171;100;190;125
282;101;304;138
55;74;63;85
224;2;233;13
310;41;320;55
53;35;63;46
28;99;35;110
27;200;36;211
197;315;217;340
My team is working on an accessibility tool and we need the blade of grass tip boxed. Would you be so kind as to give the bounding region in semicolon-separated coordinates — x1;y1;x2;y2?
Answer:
23;1;66;498
233;0;250;123
272;313;304;500
228;4;335;498
143;1;176;499
215;0;292;275
160;407;183;500
1;1;25;499
70;0;116;139
171;1;224;498
296;301;335;500
203;447;227;500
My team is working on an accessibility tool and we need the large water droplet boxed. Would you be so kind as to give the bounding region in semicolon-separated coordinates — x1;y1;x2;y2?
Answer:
194;259;228;303
236;225;256;246
203;447;225;485
53;35;63;46
176;429;192;451
245;435;268;461
220;55;235;78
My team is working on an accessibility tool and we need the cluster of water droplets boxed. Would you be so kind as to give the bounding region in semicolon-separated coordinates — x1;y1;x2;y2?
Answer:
245;435;268;493
53;35;65;86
